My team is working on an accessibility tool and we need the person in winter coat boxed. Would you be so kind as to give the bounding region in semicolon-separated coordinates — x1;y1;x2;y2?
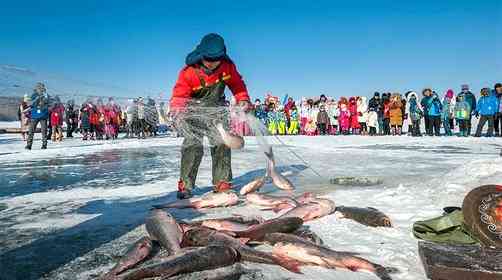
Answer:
460;84;476;136
338;97;350;135
26;82;50;150
169;33;251;198
382;93;391;135
406;92;423;137
357;96;368;135
277;106;287;135
299;98;309;135
389;93;403;135
136;97;147;139
327;99;339;135
284;97;295;130
65;100;78;138
427;93;443;136
454;94;471;137
492;83;502;136
80;101;93;140
348;97;360;134
367;107;378;136
474;88;497;137
316;104;330;135
288;105;299;135
50;97;65;142
254;99;267;125
368;92;383;134
421;89;433;136
18;94;31;141
267;103;278;135
441;89;455;136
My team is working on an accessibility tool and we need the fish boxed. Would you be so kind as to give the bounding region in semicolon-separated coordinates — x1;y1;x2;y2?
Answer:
99;237;153;280
268;233;394;280
215;122;244;149
201;220;252;234
116;246;239;280
264;147;295;191
279;198;336;222
163;263;261;280
245;193;298;211
234;217;303;241
335;206;393;227
239;176;266;195
292;228;324;245
152;192;239;209
145;210;183;255
264;192;318;214
182;227;301;273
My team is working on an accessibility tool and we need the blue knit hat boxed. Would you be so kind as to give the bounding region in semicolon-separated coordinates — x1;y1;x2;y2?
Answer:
185;33;228;65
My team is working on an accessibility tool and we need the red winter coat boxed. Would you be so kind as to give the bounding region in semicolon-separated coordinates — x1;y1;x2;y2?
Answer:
50;105;65;126
284;100;295;120
348;98;360;129
170;60;250;111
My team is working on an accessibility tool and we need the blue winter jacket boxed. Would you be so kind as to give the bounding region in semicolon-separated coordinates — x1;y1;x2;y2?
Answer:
427;96;442;117
476;94;498;116
30;92;49;120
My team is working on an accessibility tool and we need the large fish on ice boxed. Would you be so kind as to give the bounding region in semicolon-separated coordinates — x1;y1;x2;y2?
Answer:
279;198;336;222
335;206;393;227
145;210;183;255
152;192;239;209
245;193;298;211
239;176;266;195
116;246;239;280
182;227;301;273
99;237;153;280
267;233;394;280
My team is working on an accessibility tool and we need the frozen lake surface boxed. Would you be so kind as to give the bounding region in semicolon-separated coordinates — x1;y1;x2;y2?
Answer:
0;133;501;280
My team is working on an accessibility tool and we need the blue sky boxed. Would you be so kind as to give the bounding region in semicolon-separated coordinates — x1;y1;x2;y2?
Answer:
0;0;500;101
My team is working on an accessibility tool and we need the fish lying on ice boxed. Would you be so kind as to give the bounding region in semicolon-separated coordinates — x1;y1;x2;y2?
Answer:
279;198;336;222
233;217;304;241
99;237;153;280
245;193;298;210
145;210;183;255
267;233;394;280
152;192;239;209
335;206;393;227
164;263;261;280
182;227;301;273
116;246;239;280
239;176;266;195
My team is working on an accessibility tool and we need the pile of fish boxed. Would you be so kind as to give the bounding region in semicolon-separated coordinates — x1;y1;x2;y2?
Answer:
99;208;395;280
98;147;395;279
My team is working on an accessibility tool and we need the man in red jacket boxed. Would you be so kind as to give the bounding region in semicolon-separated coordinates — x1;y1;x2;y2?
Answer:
170;33;251;199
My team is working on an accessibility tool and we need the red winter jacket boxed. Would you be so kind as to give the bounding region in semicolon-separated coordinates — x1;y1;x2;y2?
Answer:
170;60;250;111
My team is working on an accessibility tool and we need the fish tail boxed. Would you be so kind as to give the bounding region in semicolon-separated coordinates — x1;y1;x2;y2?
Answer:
374;264;396;280
264;146;274;160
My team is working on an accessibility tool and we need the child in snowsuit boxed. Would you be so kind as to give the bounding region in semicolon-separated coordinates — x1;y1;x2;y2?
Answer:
50;98;65;142
277;106;287;135
80;102;93;140
427;93;443;136
455;94;471;137
367;107;378;136
348;97;360;134
389;94;403;135
338;98;350;135
267;104;278;135
18;94;31;141
407;92;423;137
357;96;368;135
328;99;339;135
316;105;330;135
474;87;497;137
288;105;299;135
442;90;455;136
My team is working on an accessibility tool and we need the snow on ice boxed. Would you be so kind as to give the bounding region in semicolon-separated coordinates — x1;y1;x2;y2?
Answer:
0;131;501;280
